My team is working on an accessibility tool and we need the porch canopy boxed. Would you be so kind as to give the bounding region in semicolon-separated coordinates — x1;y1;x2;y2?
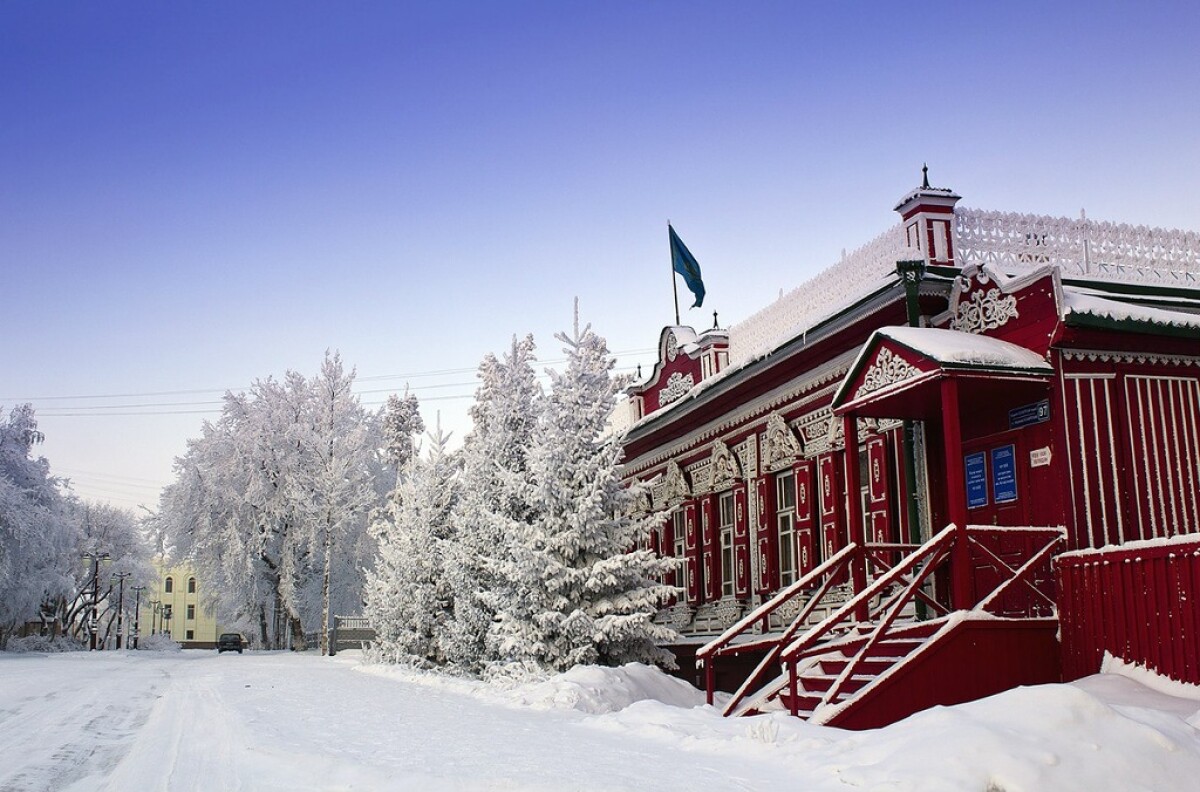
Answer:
830;325;1054;611
831;326;1053;420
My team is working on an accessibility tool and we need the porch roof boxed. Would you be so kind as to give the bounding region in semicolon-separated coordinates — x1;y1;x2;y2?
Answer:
832;326;1054;419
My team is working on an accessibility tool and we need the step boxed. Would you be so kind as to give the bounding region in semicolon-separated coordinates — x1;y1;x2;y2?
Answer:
776;691;823;716
819;657;901;676
798;673;872;696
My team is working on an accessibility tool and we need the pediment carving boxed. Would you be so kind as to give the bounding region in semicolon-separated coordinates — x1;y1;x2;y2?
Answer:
762;412;801;472
662;460;691;505
709;440;742;491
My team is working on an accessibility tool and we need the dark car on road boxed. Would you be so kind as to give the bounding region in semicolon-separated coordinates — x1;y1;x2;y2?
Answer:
217;633;245;654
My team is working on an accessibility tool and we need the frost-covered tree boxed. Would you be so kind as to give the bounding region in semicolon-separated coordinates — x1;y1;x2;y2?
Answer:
490;308;677;673
0;405;76;644
364;422;459;666
159;353;383;650
293;351;377;655
58;502;155;644
159;378;309;647
444;335;542;673
381;390;425;471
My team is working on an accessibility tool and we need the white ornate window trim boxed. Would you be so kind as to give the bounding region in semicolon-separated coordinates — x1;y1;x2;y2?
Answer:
658;371;695;406
951;287;1019;334
662;460;691;504
855;348;921;400
762;412;801;472
709;440;742;491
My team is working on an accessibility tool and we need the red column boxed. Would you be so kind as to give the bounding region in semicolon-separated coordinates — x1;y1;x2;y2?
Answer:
940;377;973;610
843;415;868;619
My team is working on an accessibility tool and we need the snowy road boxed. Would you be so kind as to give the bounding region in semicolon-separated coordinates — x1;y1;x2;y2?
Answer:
4;650;1200;791
0;651;801;791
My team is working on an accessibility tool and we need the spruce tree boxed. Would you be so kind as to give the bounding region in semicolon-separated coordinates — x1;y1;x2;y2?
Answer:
492;305;677;673
443;335;541;674
364;423;459;666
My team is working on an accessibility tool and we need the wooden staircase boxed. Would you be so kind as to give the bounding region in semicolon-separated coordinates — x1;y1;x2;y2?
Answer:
697;524;1065;728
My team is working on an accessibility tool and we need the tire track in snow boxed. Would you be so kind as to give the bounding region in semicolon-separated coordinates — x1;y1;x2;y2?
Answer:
0;654;169;792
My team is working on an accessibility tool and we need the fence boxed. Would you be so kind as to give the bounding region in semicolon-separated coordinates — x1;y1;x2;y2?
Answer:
328;615;376;656
1057;536;1200;683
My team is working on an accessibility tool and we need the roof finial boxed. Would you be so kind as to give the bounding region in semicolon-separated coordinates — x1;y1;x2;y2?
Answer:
922;163;930;189
712;310;719;329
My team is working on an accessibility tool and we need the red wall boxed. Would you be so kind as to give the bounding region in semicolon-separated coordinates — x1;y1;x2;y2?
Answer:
829;619;1061;730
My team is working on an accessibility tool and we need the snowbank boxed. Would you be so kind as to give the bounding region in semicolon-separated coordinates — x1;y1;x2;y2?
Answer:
354;658;709;714
356;655;1200;791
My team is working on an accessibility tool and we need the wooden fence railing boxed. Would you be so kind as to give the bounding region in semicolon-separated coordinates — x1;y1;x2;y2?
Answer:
1057;535;1200;684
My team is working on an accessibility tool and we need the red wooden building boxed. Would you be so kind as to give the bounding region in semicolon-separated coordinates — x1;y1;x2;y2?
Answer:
616;176;1200;728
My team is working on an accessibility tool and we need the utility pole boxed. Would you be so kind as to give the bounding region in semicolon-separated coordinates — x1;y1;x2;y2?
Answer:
111;572;131;649
130;585;145;649
82;551;111;651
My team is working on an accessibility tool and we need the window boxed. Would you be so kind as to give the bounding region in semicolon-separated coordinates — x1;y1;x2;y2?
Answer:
672;510;686;560
718;491;735;598
776;472;797;586
672;511;691;585
187;577;196;594
186;604;195;620
185;629;194;641
164;577;173;593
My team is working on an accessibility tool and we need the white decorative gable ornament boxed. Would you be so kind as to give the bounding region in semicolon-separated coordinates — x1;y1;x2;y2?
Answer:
762;412;802;472
658;371;695;406
855;347;920;400
952;287;1019;334
665;332;679;361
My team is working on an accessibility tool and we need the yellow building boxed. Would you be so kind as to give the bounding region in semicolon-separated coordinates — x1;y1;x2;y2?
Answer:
138;562;222;648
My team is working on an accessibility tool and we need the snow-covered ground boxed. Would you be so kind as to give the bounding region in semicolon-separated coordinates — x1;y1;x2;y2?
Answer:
2;649;1198;791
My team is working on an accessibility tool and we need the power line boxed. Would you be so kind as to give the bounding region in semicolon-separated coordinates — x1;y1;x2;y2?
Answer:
1;348;655;404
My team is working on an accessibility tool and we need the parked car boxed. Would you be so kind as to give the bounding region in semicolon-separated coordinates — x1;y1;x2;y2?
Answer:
217;633;245;654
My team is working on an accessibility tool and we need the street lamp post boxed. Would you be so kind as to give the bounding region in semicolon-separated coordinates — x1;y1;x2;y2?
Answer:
130;585;145;649
149;600;160;635
81;551;111;651
111;572;131;649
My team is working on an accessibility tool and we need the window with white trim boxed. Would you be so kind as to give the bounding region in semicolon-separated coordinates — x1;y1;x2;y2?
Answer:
718;491;735;598
776;472;797;586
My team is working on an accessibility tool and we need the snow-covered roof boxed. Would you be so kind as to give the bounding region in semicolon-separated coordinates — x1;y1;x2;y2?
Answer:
726;223;922;366
876;326;1053;371
1062;289;1200;332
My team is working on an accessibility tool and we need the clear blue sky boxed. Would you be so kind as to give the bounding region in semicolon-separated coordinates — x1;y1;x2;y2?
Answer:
3;1;1197;508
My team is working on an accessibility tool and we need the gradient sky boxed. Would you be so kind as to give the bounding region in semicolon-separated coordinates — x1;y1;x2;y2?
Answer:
3;1;1198;509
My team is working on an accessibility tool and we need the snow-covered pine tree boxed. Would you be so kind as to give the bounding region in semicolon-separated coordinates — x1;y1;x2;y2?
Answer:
364;421;459;666
443;335;541;674
491;305;678;674
380;390;425;473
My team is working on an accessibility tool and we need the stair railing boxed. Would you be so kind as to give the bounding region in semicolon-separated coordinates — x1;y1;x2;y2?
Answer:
779;524;959;715
968;526;1065;615
697;543;858;707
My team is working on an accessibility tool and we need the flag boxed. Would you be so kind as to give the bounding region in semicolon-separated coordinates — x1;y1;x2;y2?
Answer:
669;225;705;308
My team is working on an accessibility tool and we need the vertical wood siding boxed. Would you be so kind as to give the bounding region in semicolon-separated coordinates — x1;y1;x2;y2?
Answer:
1062;374;1125;548
1123;376;1200;540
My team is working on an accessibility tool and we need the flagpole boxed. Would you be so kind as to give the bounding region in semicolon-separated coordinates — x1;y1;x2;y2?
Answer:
669;221;680;325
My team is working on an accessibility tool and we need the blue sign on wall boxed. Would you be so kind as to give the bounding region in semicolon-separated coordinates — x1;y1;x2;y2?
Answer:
992;444;1018;503
1009;399;1051;429
965;452;988;509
